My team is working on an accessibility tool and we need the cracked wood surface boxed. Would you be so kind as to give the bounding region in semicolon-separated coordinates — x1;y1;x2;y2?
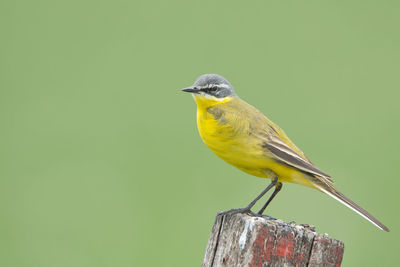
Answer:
202;212;344;267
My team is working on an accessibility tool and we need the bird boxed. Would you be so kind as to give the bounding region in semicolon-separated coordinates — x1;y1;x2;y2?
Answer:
182;73;389;232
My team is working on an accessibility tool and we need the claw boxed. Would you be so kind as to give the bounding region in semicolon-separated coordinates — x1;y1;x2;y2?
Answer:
218;207;250;216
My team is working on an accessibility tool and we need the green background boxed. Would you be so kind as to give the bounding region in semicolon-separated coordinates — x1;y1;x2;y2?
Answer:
1;0;399;266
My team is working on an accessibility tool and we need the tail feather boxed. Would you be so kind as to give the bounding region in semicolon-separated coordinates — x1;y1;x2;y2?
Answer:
316;185;389;232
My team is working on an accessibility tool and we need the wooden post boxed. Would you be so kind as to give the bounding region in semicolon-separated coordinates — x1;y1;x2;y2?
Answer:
202;212;344;267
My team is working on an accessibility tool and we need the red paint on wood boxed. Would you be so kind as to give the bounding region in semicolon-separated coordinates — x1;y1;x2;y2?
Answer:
335;246;344;267
296;252;305;265
264;232;275;262
249;226;269;266
275;234;294;259
250;227;298;266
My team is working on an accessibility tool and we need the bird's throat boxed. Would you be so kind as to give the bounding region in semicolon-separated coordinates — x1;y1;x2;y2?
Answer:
193;94;234;108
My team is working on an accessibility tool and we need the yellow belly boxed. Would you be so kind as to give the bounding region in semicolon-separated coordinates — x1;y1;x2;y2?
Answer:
197;107;314;188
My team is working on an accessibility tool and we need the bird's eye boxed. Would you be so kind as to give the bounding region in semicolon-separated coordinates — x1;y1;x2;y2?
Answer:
201;85;219;94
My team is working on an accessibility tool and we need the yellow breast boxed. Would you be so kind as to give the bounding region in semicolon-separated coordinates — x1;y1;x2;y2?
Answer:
193;94;314;188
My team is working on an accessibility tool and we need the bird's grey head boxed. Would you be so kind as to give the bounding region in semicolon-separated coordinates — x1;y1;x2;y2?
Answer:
182;74;236;98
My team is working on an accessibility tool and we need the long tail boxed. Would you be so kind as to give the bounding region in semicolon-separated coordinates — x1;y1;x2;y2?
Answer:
315;183;389;232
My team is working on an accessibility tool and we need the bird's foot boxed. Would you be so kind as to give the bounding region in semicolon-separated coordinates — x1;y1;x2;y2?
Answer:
218;207;257;216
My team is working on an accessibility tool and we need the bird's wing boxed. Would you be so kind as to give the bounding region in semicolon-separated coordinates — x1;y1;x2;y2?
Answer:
264;135;334;183
222;97;333;183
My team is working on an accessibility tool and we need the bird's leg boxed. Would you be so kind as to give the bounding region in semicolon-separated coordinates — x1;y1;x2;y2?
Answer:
218;177;278;216
244;176;278;211
257;182;282;215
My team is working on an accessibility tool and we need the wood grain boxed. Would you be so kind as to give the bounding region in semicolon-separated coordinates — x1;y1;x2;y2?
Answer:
202;212;344;267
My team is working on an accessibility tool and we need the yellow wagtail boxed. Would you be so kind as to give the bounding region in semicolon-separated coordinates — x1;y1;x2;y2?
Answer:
182;74;389;232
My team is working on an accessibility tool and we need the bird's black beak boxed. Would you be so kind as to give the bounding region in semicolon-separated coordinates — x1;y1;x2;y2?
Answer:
181;86;200;94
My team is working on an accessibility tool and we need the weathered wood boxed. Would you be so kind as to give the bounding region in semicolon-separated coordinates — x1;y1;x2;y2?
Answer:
202;212;344;267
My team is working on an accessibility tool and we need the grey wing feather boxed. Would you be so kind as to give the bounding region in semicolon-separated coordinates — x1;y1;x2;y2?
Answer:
265;135;334;183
